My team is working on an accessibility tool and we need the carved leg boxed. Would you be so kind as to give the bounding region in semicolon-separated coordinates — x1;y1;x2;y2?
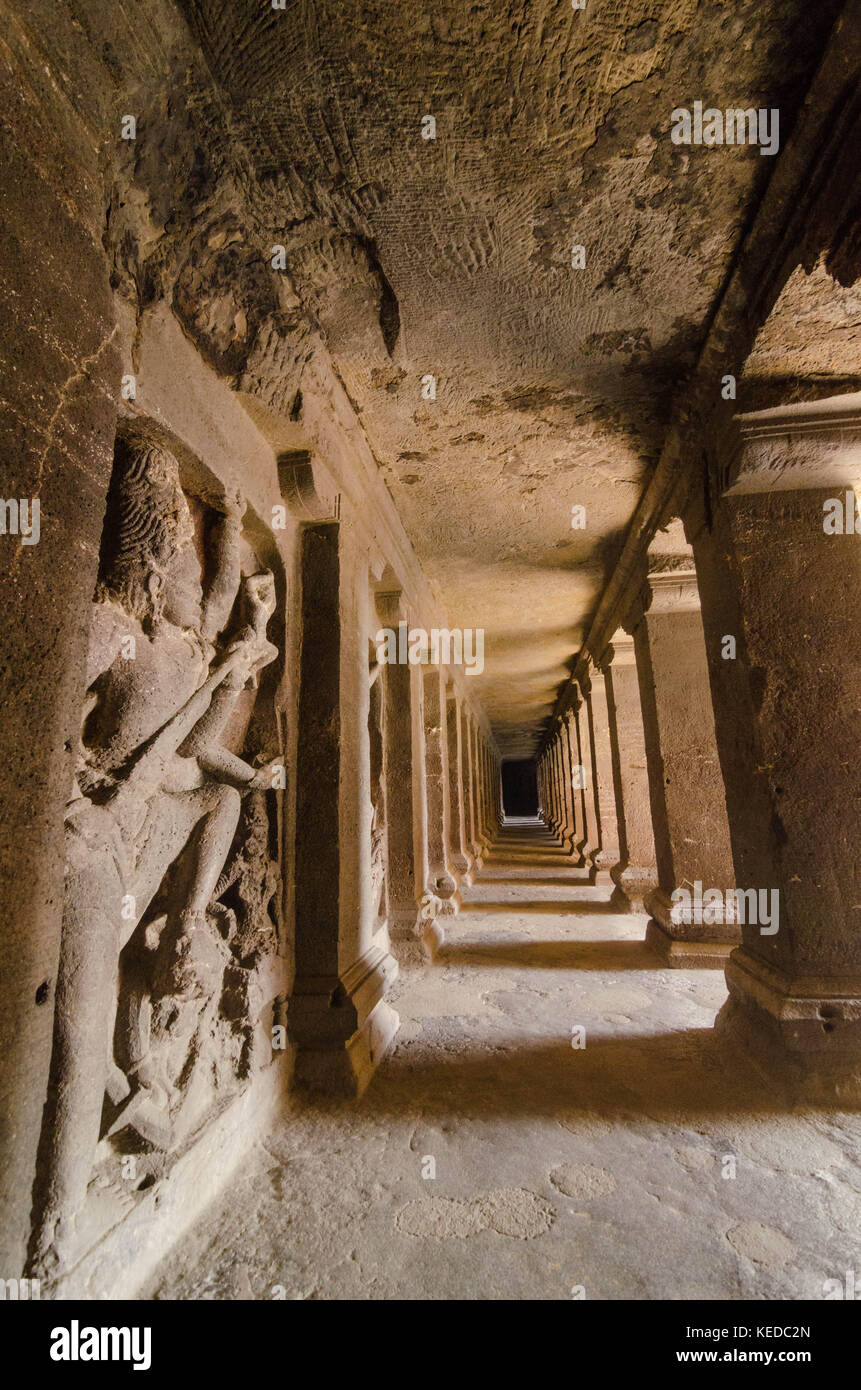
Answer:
30;899;121;1277
129;786;242;939
181;784;242;930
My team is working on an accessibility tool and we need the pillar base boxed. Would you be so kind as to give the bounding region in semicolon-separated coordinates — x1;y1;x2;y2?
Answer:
716;948;861;1103
451;850;473;877
419;913;446;959
388;909;427;970
588;850;614;886
429;868;460;918
645;887;740;965
611;863;658;913
645;917;735;969
289;945;399;1097
436;893;460;917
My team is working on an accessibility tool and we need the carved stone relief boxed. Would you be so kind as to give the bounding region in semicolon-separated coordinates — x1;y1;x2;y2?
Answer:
31;428;285;1279
368;645;388;932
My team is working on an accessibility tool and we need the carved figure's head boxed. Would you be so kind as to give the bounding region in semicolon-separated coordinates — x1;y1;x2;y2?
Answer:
97;435;203;632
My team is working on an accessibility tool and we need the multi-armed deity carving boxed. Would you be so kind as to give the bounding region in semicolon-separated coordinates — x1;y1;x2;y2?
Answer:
32;431;284;1278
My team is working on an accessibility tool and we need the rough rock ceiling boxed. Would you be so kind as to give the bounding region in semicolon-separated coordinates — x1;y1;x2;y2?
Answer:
180;0;839;756
741;258;861;409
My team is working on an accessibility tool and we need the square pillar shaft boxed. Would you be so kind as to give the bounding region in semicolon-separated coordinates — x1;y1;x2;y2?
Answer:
557;719;577;853
586;666;621;879
291;523;397;1094
563;711;586;855
629;563;738;965
376;603;420;943
601;632;657;911
422;665;458;917
446;690;472;876
692;394;861;1097
572;695;600;867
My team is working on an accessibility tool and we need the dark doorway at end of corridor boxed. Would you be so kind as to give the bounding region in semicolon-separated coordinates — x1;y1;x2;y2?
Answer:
502;759;539;817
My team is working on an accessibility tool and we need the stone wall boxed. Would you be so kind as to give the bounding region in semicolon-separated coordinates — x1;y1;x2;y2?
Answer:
0;0;497;1290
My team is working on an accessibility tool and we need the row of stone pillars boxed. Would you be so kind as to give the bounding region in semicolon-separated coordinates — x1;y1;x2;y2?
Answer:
406;659;502;947
539;529;749;975
291;543;502;1095
538;394;861;1102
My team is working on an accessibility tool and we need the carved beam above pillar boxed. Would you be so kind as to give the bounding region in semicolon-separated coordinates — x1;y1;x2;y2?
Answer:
277;449;341;521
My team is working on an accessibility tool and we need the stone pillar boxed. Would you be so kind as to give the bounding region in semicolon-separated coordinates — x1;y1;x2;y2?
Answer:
559;720;577;853
555;735;566;837
422;664;459;922
692;395;861;1098
544;749;553;828
446;687;473;878
628;552;737;966
573;685;604;879
553;739;564;834
410;648;434;947
481;740;491;837
467;722;489;861
472;724;484;844
464;708;481;864
555;736;567;837
563;709;586;862
586;662;621;883
484;739;492;834
292;522;398;1094
376;596;422;958
546;744;556;830
479;735;492;843
539;750;550;827
599;632;658;911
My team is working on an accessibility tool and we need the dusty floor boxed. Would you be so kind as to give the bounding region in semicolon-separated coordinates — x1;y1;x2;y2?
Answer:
146;820;861;1300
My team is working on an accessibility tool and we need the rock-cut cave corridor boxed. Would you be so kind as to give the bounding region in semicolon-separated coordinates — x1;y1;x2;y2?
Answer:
0;0;859;1318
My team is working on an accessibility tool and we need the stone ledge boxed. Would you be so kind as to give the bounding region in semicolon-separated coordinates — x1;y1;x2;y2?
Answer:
645;918;735;969
50;1055;291;1300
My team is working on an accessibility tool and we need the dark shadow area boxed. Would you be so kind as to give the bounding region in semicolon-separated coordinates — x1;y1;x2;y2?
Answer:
483;851;574;865
466;873;589;887
458;899;623;916
356;1026;856;1121
502;759;538;816
437;939;660;970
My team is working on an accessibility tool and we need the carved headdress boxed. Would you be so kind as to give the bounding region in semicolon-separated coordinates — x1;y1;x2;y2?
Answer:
96;433;195;629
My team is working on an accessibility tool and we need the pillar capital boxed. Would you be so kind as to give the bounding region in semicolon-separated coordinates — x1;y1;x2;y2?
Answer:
641;560;701;617
597;628;637;670
728;391;861;496
374;588;409;629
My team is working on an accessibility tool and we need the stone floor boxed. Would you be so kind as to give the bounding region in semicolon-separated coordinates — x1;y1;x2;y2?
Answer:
145;820;861;1300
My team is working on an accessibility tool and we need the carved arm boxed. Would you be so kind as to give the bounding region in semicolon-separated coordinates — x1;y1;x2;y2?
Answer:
202;492;245;642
